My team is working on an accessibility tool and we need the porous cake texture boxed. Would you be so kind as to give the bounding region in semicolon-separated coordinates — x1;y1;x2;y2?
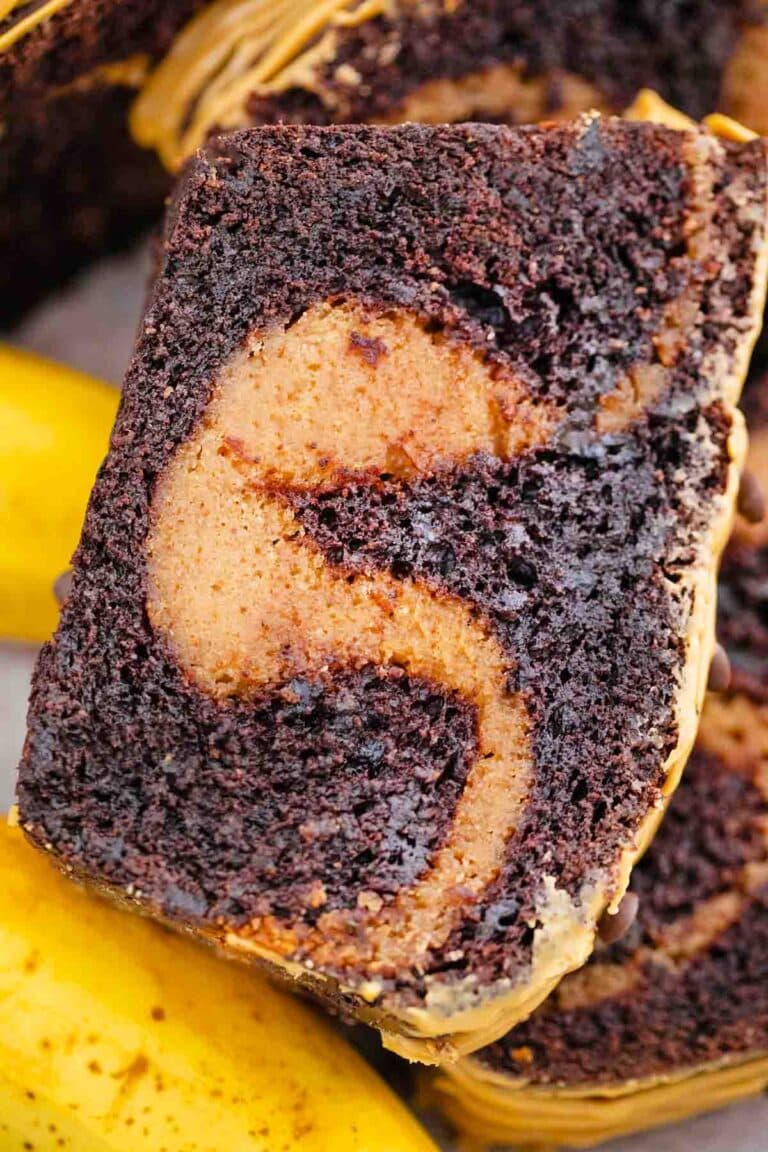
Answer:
3;0;767;319
17;118;768;1061
433;369;768;1145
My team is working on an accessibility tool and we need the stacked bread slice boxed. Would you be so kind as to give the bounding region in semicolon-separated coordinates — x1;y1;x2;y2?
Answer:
17;116;767;1078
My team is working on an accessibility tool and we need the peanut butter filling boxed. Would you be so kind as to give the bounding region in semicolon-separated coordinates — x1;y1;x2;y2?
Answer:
146;301;555;975
699;692;768;773
547;885;756;1019
595;362;669;435
376;63;607;127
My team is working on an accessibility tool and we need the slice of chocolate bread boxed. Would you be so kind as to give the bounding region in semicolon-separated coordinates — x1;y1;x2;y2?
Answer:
432;368;768;1143
17;118;768;1062
4;1;768;322
0;0;204;322
133;0;768;171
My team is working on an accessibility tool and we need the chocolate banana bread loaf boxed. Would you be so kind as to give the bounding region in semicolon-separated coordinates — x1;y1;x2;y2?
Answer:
433;368;768;1145
4;0;768;321
133;0;768;171
0;0;206;322
17;118;768;1061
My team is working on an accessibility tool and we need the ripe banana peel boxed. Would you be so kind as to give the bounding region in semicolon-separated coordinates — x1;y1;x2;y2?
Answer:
0;821;438;1151
0;344;118;643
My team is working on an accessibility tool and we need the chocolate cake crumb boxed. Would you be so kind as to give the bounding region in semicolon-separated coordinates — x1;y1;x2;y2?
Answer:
467;372;768;1089
16;120;767;1052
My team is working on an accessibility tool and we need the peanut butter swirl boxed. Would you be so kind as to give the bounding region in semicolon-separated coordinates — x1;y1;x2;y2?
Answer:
146;301;543;974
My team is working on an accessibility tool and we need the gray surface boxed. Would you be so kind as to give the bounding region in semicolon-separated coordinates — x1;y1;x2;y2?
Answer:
2;241;767;1152
0;644;36;810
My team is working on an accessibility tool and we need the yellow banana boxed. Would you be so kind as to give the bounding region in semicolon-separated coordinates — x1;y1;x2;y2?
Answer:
0;821;437;1151
0;345;118;643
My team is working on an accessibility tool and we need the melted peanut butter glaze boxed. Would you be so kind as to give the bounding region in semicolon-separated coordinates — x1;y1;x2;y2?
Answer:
626;88;761;144
132;0;400;171
431;690;768;1145
624;88;700;131
535;692;768;1017
147;301;555;974
433;1055;768;1150
45;53;151;98
0;0;71;52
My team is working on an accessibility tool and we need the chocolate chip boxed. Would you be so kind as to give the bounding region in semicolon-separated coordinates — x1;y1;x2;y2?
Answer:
598;891;639;944
708;643;732;693
53;570;73;606
738;470;766;525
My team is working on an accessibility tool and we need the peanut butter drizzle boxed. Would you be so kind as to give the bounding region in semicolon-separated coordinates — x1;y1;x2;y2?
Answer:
625;88;759;143
434;1053;768;1150
146;302;552;975
132;0;403;171
0;0;71;52
49;53;150;97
